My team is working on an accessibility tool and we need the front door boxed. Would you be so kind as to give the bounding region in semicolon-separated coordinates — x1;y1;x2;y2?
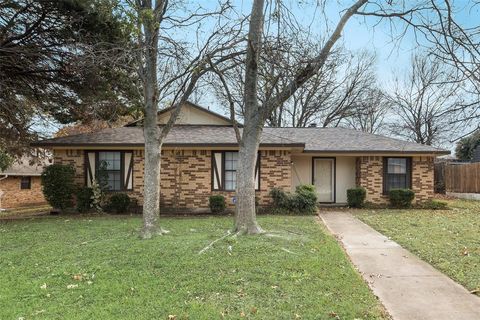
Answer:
313;158;335;203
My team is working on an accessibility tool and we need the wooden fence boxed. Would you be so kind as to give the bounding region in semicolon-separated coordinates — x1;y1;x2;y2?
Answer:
442;162;480;193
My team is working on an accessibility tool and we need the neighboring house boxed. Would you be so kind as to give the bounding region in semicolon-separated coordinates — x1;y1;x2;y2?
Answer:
472;145;480;163
0;157;49;209
33;102;449;211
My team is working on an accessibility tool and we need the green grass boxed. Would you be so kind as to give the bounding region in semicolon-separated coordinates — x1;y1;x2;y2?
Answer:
356;199;480;292
0;215;386;320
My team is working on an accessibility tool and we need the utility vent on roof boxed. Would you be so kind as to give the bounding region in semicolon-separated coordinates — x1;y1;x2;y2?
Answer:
309;123;317;127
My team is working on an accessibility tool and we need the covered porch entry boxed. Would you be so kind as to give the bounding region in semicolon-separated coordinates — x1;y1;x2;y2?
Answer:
291;155;356;204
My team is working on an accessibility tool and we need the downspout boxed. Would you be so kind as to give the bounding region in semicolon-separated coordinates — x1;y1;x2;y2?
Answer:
0;174;8;211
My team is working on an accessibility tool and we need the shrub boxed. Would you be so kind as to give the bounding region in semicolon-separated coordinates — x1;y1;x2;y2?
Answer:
41;164;76;211
129;198;141;214
270;187;289;208
292;185;318;214
105;193;131;214
389;189;415;208
421;199;448;210
76;187;93;213
347;187;367;208
269;185;318;215
90;179;104;213
209;195;226;214
434;181;445;194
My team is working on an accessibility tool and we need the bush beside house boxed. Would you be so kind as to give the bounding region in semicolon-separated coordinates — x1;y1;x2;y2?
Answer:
269;185;318;215
76;187;93;213
41;164;76;212
209;195;226;214
389;189;415;208
105;193;131;214
347;187;366;208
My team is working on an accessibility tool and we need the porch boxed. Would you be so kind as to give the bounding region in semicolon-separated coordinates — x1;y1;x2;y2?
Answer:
291;155;356;204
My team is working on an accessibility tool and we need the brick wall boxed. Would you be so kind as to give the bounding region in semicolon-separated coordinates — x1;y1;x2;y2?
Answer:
357;156;386;204
411;156;434;202
357;155;434;204
53;149;292;211
0;176;47;208
53;149;85;185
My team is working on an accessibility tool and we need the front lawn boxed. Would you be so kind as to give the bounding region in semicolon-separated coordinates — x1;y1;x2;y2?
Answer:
0;204;51;218
356;199;480;293
0;215;386;319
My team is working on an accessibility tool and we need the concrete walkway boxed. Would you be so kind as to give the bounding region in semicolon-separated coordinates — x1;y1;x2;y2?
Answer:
320;212;480;320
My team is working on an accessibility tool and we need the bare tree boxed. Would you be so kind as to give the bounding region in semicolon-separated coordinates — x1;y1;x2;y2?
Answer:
278;51;378;128
356;1;480;128
214;0;480;234
226;0;371;234
344;88;390;134
387;54;465;145
130;0;241;238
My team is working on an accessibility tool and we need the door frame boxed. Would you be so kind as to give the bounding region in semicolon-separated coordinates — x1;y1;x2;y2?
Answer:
311;157;336;203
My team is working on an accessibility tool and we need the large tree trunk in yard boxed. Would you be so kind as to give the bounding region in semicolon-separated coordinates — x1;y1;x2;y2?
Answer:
142;131;165;238
234;0;265;234
235;126;263;234
141;80;166;239
140;6;165;239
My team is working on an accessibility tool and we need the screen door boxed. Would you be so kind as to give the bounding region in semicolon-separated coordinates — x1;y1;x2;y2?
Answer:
313;158;334;203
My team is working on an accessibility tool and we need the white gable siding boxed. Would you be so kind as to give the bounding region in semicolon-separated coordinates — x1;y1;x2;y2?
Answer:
157;103;231;125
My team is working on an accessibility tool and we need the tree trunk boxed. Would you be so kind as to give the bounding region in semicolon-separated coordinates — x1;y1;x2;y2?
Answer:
142;133;165;239
140;8;165;239
234;125;263;234
141;74;166;238
234;0;265;234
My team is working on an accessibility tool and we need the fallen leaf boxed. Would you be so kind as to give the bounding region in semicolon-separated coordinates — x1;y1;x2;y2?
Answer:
67;284;78;289
40;283;47;289
73;274;82;281
250;307;257;314
240;311;245;317
168;315;176;320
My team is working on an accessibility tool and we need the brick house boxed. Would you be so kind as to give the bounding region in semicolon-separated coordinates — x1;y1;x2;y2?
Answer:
0;157;49;209
33;102;449;211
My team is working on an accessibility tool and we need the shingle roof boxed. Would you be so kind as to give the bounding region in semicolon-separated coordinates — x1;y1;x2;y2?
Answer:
266;127;449;154
32;125;449;155
1;157;51;176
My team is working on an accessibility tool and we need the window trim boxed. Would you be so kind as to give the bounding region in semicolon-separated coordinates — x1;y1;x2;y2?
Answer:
84;150;134;192
211;151;260;192
383;157;412;194
20;176;31;190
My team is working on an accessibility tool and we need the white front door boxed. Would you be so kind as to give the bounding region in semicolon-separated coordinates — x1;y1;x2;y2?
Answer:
313;158;335;203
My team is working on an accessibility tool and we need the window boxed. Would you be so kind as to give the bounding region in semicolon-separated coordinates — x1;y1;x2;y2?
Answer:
211;151;260;191
224;152;238;191
98;152;122;191
383;157;411;193
85;151;134;191
20;176;31;190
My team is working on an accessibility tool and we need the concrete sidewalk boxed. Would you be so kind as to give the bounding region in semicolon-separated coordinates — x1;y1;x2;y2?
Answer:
320;212;480;320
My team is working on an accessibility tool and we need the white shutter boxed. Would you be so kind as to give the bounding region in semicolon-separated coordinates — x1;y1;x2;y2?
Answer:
124;152;133;190
212;152;223;190
255;152;260;190
86;152;96;187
